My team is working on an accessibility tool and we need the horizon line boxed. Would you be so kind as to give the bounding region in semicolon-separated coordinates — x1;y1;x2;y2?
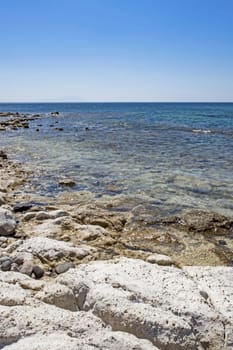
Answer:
0;101;233;104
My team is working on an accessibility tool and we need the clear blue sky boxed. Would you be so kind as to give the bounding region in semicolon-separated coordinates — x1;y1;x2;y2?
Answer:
0;0;233;102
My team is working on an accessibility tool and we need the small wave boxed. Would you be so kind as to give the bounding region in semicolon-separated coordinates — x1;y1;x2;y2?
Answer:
192;129;212;134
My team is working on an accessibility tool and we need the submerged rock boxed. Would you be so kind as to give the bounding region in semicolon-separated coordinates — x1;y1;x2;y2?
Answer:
182;210;233;235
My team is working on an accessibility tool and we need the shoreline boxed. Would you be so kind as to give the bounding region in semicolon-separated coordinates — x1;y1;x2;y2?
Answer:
0;113;233;349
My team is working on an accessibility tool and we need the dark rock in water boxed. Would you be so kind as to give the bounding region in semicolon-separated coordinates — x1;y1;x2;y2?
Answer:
13;203;33;213
59;178;76;187
55;262;74;274
1;259;12;271
51;111;59;116
20;261;34;276
0;151;8;160
54;127;63;131
32;265;44;279
22;122;29;128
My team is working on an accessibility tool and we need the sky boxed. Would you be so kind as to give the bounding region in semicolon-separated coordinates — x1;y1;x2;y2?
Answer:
0;0;233;102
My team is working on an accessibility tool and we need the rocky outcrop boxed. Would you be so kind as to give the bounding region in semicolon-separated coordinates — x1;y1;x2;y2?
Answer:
57;258;232;350
0;270;157;349
0;255;233;349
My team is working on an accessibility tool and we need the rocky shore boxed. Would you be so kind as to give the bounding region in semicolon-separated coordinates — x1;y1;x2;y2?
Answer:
0;112;233;349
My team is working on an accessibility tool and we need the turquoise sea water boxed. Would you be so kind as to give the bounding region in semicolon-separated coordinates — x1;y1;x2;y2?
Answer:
0;103;233;217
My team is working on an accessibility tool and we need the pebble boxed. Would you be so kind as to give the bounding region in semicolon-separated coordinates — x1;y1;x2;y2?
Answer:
55;262;75;274
32;265;44;279
1;259;12;271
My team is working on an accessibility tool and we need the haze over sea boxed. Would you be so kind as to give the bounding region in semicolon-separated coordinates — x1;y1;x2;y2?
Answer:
0;102;232;218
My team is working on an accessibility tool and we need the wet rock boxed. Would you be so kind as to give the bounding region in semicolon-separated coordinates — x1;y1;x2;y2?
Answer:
32;265;44;279
51;111;59;116
0;208;16;236
73;205;126;231
13;203;33;213
55;262;75;275
146;253;173;266
183;210;233;235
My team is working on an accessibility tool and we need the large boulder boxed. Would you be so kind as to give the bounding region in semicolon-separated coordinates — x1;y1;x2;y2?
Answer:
0;208;16;236
57;257;228;350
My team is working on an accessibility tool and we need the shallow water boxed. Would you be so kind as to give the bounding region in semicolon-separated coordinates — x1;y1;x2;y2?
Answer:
0;103;233;217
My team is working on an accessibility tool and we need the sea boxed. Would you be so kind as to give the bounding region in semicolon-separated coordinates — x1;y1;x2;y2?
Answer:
0;102;233;217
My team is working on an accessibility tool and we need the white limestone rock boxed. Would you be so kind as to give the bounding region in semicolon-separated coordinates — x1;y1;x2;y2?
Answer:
35;282;77;311
14;237;94;261
0;304;104;347
184;266;233;349
3;331;158;350
0;303;155;350
0;281;29;306
57;257;225;350
0;208;16;236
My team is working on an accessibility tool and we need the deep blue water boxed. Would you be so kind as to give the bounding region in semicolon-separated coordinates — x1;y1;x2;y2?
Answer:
0;103;233;216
